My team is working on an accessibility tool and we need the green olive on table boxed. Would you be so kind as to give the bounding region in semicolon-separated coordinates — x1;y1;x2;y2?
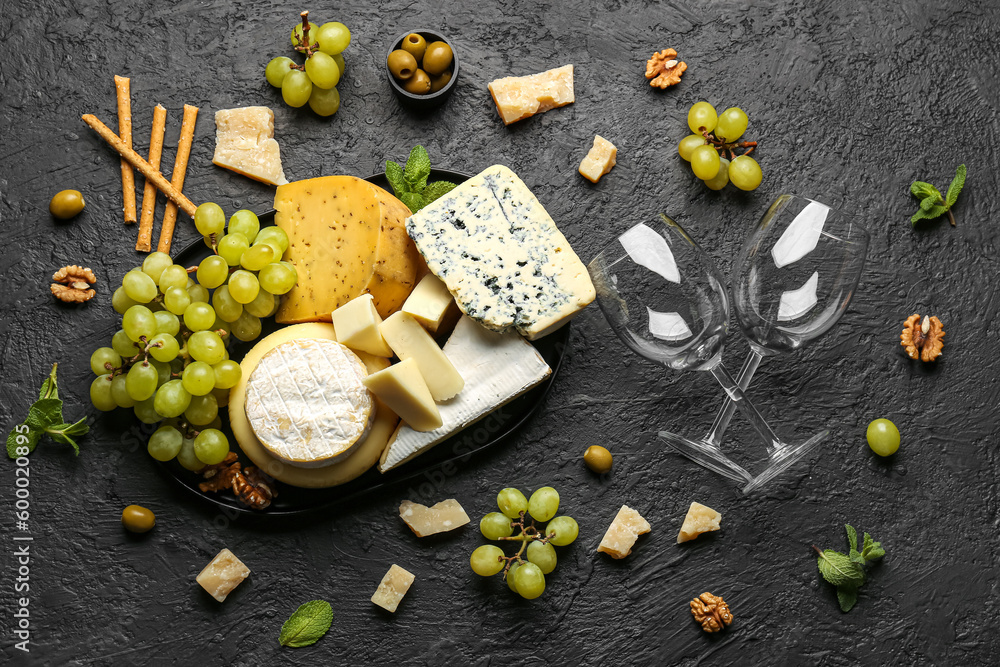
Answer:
401;33;427;62
387;49;418;80
429;70;452;93
422;41;453;76
121;504;156;533
403;69;432;94
583;445;613;473
49;189;85;219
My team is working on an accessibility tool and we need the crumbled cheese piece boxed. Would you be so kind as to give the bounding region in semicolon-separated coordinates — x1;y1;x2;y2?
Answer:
399;499;471;537
676;502;721;544
597;505;650;559
371;564;415;612
212;107;288;185
579;135;617;183
196;548;250;602
332;294;394;357
488;65;575;125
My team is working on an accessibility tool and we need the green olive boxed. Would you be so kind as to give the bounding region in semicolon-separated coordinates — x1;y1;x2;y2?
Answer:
403;68;432;94
49;189;85;219
387;49;418;80
422;41;453;76
401;33;427;62
121;504;155;533
583;445;613;474
429;70;452;93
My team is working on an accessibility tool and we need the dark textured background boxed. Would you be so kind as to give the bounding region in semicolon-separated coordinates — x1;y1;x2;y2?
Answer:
2;0;998;664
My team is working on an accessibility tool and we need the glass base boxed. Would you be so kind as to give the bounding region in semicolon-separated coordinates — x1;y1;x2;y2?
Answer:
657;431;753;484
742;430;829;494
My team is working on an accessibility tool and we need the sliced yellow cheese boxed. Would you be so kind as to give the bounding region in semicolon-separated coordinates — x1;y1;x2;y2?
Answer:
597;505;650;559
379;312;464;401
401;273;459;334
367;182;425;318
399;499;470;537
229;323;398;489
579;135;617;183
196;548;250;602
212;107;288;186
371;564;415;613
332;294;394;357
363;359;442;432
488;65;575;125
676;501;721;544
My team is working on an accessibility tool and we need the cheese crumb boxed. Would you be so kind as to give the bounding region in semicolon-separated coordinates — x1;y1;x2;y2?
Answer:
371;564;415;612
597;505;650;559
488;65;575;125
399;499;470;537
212;106;288;186
676;501;721;543
196;548;250;602
579;135;617;183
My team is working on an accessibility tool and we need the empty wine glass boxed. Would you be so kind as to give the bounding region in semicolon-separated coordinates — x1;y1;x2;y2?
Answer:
587;214;816;485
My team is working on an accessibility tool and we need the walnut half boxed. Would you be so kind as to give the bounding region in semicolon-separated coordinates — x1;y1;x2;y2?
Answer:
690;592;733;633
51;265;97;303
645;48;687;89
900;313;945;362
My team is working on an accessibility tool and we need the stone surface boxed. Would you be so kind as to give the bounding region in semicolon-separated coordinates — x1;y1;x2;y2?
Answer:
1;0;999;664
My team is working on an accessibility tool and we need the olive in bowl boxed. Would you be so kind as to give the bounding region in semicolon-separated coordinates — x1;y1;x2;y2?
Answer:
385;29;457;110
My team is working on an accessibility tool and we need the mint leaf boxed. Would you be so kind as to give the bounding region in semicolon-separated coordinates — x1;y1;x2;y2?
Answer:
39;363;59;400
45;417;89;455
920;196;939;212
816;549;865;588
845;524;858;553
910;181;941;201
26;398;63;430
946;164;966;209
399;191;426;215
279;600;333;648
837;586;859;612
861;533;885;561
403;145;431;192
7;426;41;458
911;204;948;224
422;180;458;205
385;160;407;197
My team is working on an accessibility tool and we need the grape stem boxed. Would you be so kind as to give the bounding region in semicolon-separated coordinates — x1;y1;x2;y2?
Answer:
700;129;757;158
497;511;554;581
291;10;319;65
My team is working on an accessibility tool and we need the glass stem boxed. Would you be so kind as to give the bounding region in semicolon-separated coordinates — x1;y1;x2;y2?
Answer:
705;350;765;447
708;363;781;456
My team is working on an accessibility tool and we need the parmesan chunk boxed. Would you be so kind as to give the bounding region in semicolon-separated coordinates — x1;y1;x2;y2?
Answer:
196;548;250;602
371;564;415;612
676;502;721;544
212;107;288;186
597;505;650;559
399;499;471;537
488;65;575;125
579;135;617;183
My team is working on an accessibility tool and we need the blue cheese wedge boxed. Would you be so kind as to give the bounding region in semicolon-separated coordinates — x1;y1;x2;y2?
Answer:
379;316;551;472
244;338;373;468
405;165;595;340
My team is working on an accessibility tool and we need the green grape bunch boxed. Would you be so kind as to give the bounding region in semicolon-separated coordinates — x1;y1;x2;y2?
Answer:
265;10;351;116
678;101;763;192
89;202;298;472
470;486;580;600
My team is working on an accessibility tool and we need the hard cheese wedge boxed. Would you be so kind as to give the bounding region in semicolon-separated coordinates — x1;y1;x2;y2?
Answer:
579;135;617;183
230;323;399;488
676;501;721;544
401;273;459;334
379;316;551;472
332;293;394;357
399;499;470;537
406;165;595;340
196;548;250;602
488;65;575;125
363;359;443;432
371;564;414;613
379;311;464;401
598;505;651;559
212;107;288;186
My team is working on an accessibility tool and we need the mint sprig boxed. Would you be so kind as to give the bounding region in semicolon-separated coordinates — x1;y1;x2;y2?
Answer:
813;524;885;612
278;600;333;648
6;364;88;458
910;164;966;226
385;145;458;214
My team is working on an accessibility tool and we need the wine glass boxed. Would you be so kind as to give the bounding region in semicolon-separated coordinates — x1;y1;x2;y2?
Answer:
587;214;814;484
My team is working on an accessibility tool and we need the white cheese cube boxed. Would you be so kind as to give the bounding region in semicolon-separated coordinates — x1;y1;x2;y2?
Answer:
401;274;459;334
378;312;464;401
363;359;442;432
332;294;394;357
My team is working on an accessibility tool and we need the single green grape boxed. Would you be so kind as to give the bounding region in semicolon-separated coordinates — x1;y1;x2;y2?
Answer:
122;305;157;342
231;311;262;342
194;202;226;236
255;227;289;254
308;86;341;117
187;282;210;305
218;233;249;266
153;379;191;419
291;20;319;47
333;53;345;77
213;386;230;408
240;243;275;271
728;155;762;191
526;540;557;574
281;70;313;108
469;545;505;576
112;329;138;357
258;261;298;294
213;360;242;389
141;251;173;284
90;347;121;375
703;157;731;191
690;145;721;180
148;333;180;363
182;361;216;396
111;374;136;408
185;393;219;426
154;311;180;336
512;562;545;599
188;331;226;365
163;286;191;315
244;288;275;318
211;316;232;340
148;425;183;461
183;302;216;332
126;362;159;401
197;255;229;289
305;51;340;89
212;285;243;322
133;397;161;424
176;437;204;471
687;101;718;133
545;516;579;546
157;265;189;291
480;512;514;540
265;56;295;88
866;418;900;456
193;428;229;465
151;359;171;387
497;487;528;519
715;107;749;142
506;562;520;592
316;21;351;55
527;487;559;522
123;270;157;303
678;134;708;162
90;374;117;411
228;210;260;243
112;287;139;315
228;270;260;304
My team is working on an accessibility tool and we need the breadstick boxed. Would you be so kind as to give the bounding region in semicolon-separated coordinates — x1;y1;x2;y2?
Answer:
81;114;196;218
157;104;199;254
136;105;167;253
114;76;137;224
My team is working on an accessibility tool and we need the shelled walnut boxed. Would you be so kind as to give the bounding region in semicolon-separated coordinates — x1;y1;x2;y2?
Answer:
645;48;687;89
50;265;96;303
690;592;733;633
199;452;278;510
900;313;945;362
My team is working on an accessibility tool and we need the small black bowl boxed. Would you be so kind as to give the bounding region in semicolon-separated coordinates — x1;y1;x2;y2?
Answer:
385;29;458;110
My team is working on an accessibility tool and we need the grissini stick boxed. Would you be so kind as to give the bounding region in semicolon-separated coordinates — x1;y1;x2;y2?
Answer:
114;76;137;224
157;104;199;254
136;104;167;253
